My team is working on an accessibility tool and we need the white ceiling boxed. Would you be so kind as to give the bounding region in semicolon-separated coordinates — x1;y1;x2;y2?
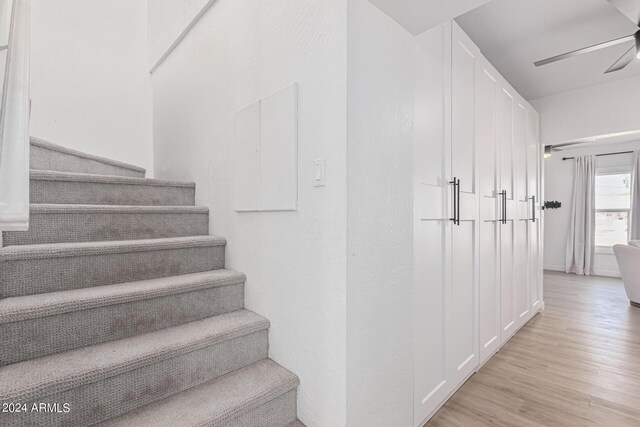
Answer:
456;0;640;100
368;0;492;35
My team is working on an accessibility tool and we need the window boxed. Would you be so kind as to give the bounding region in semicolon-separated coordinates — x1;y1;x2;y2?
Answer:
595;172;631;248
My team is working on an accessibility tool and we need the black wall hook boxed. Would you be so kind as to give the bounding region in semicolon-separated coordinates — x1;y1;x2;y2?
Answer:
542;201;561;210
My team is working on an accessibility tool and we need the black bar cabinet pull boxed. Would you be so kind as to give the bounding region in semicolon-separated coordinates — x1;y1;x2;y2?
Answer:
530;195;536;223
456;178;461;226
504;191;507;224
450;178;457;224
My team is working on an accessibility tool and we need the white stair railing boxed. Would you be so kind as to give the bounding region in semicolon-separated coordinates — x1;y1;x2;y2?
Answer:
0;0;30;231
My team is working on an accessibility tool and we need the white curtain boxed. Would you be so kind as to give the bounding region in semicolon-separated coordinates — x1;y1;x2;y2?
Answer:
566;155;596;276
630;151;640;241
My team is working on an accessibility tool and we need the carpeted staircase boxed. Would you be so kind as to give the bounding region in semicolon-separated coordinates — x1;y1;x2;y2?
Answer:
0;138;302;427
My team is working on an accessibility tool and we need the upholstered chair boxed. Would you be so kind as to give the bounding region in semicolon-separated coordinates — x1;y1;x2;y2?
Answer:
614;244;640;307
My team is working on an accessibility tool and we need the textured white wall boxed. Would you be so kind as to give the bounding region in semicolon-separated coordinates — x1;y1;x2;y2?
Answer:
148;1;348;426
30;0;153;174
347;0;415;425
530;75;640;146
544;141;640;277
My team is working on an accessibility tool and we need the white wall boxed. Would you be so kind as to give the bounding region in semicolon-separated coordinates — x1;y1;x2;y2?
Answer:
544;141;640;277
30;0;153;173
530;75;640;146
147;1;348;426
346;1;415;426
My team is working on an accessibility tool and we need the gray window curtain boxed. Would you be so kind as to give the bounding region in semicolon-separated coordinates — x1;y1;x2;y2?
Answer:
630;151;640;241
566;155;596;276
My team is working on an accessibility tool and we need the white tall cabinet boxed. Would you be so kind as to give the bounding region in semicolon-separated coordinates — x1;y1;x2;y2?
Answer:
414;21;543;426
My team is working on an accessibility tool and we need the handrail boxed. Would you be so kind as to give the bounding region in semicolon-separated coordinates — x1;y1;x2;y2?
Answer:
0;0;30;231
149;0;219;73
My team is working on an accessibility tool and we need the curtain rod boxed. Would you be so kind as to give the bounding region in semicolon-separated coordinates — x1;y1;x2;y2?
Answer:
562;150;634;161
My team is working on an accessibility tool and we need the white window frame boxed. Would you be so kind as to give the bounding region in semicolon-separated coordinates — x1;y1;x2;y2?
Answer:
594;166;632;254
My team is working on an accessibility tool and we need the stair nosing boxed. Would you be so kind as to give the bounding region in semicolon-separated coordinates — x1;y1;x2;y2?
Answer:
0;236;226;261
0;310;270;402
30;170;195;188
0;269;246;324
97;359;299;427
30;137;147;174
27;204;209;215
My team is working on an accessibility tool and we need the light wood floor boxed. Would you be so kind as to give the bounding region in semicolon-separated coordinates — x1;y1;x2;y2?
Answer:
427;271;640;426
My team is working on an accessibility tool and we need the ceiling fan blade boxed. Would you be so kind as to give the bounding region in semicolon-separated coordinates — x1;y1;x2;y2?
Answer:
534;33;636;67
604;40;639;73
607;0;640;26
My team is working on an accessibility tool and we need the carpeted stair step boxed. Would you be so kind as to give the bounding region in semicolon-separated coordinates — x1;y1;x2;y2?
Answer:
0;270;246;365
31;137;146;178
31;170;195;206
2;204;210;246
0;236;226;298
0;310;270;427
97;359;300;427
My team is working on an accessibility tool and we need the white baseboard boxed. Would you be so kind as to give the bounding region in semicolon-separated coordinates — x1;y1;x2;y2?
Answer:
543;264;564;272
544;264;621;278
593;269;622;278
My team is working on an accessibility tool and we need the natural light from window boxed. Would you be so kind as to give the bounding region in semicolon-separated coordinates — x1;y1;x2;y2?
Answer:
595;173;631;248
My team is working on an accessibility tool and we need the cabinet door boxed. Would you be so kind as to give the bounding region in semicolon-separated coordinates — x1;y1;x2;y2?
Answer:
497;86;516;341
413;23;453;424
476;61;500;364
527;110;543;312
450;22;479;384
514;103;530;328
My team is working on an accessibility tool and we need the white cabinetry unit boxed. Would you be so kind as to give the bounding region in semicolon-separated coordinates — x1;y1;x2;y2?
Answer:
477;58;501;365
527;112;543;315
449;20;480;389
414;21;543;426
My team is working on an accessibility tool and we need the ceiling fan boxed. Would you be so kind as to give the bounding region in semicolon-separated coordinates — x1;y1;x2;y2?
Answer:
534;0;640;73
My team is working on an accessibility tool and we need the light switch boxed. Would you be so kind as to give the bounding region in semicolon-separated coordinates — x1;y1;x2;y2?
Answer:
314;159;326;187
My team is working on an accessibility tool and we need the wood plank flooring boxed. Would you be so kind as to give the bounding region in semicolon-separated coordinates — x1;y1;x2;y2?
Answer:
427;271;640;426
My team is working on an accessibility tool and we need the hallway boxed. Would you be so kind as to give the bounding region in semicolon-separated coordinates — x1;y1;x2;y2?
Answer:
427;271;640;426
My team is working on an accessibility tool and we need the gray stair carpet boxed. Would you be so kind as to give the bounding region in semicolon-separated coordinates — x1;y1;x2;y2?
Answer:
31;170;196;206
0;140;301;426
96;359;300;427
0;270;246;365
3;204;210;245
0;236;227;297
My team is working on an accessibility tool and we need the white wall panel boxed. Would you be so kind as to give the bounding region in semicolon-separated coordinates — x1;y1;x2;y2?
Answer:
234;102;261;212
234;84;298;212
261;84;298;211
